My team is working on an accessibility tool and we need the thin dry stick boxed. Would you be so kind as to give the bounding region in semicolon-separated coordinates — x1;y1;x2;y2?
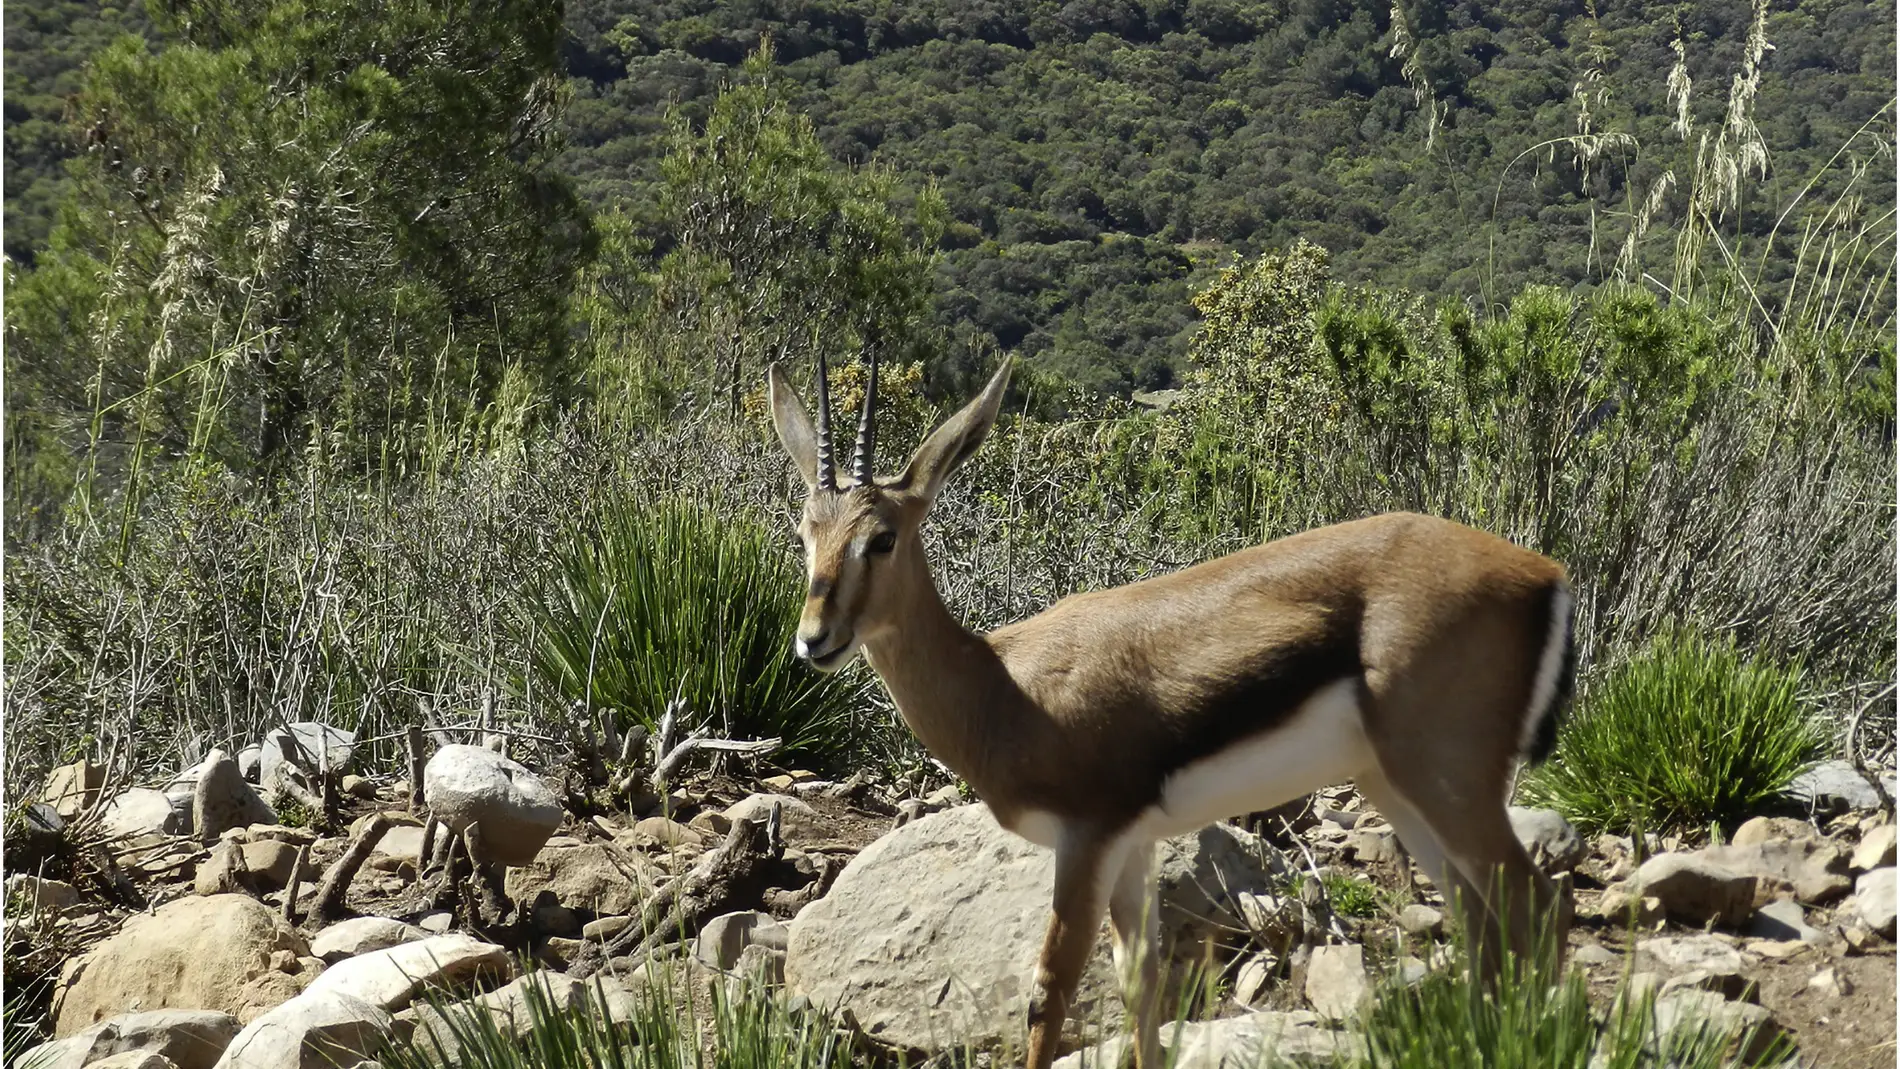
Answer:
405;725;427;816
313;813;390;923
281;844;308;925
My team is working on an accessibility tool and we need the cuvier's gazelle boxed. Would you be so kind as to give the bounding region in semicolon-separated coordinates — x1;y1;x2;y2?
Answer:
767;355;1576;1069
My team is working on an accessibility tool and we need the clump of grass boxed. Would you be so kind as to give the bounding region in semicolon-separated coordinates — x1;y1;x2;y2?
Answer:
378;966;854;1069
1359;915;1791;1069
523;496;862;770
1522;629;1824;836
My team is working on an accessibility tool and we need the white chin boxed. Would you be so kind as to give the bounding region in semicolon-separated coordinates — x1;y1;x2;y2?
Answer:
809;645;857;673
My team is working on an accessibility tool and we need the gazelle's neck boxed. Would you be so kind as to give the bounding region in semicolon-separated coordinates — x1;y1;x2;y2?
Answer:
860;552;1024;791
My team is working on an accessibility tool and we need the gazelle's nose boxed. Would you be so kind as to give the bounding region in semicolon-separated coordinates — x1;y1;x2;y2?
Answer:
795;627;831;660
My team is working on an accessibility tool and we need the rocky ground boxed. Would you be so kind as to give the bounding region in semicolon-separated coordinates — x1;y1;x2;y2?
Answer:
5;723;1895;1069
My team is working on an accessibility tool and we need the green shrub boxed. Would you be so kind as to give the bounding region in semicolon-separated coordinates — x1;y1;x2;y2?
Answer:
523;496;861;769
1322;874;1383;920
1521;630;1824;836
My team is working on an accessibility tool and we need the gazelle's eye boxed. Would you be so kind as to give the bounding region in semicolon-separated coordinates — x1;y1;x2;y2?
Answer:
867;531;897;555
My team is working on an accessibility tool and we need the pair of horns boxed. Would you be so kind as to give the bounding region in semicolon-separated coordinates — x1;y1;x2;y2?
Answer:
812;349;878;490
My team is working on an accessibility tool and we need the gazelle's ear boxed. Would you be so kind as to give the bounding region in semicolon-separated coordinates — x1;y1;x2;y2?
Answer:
898;359;1012;501
767;364;819;490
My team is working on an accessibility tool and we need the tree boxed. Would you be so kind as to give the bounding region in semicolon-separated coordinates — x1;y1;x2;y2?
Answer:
579;41;946;426
5;0;596;520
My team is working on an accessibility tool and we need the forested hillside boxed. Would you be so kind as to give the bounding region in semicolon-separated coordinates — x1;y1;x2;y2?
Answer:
558;0;1893;391
9;0;1892;393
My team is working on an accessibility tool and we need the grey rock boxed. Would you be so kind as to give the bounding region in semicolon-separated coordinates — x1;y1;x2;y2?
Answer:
401;974;589;1064
41;761;106;820
1396;904;1443;937
302;934;513;1011
1637;934;1743;976
1053;1010;1362;1069
1632;854;1755;927
784;803;1280;1055
1748;899;1824;944
1851;824;1896;873
6;875;82;913
722;794;825;838
236;746;263;783
95;789;190;841
258;724;356;797
695;911;788;971
1344;825;1400;864
1231;951;1277;1006
1849;867;1896;938
1304;945;1370;1021
15;1009;239;1069
192;752;275;844
1696;837;1851;906
1508;807;1586;873
505;840;657;916
423;746;562;866
211;992;392;1069
1651;990;1786;1063
309;918;430;964
1572;944;1618;967
1784;761;1883;814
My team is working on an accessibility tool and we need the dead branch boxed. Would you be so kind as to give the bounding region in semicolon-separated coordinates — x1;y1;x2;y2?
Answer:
282;844;308;925
313;813;390;924
651;734;782;792
405;725;427;816
569;803;783;979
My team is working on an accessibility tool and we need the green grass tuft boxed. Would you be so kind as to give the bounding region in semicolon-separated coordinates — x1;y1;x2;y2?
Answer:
1357;936;1791;1069
523;495;862;770
1521;629;1825;836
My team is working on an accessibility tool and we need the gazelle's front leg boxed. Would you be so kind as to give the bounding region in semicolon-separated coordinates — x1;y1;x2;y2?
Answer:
1108;841;1161;1069
1027;834;1116;1069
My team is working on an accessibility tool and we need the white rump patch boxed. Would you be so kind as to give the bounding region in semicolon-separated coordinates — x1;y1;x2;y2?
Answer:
1135;678;1374;840
1520;584;1573;754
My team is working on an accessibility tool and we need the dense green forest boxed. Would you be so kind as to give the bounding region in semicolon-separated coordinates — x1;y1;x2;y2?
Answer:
9;0;1893;393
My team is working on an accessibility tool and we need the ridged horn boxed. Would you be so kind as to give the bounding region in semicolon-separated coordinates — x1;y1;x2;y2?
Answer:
851;349;878;486
814;351;837;490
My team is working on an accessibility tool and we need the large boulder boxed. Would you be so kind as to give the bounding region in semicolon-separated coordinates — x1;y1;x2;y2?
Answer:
785;804;1281;1056
257;724;356;797
422;746;562;866
210;991;391;1069
16;1010;239;1069
54;896;311;1036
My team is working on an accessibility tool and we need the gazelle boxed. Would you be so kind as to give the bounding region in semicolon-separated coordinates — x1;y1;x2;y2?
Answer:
767;355;1576;1069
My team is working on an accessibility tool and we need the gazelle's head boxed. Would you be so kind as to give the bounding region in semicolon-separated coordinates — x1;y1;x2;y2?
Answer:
767;355;1011;672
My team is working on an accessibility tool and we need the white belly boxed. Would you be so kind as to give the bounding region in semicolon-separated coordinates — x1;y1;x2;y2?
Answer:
1133;677;1373;840
1012;677;1375;849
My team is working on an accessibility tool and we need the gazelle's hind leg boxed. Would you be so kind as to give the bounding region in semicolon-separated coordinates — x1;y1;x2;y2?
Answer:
1107;842;1161;1069
1356;627;1565;979
1368;744;1560;979
1354;771;1486;938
